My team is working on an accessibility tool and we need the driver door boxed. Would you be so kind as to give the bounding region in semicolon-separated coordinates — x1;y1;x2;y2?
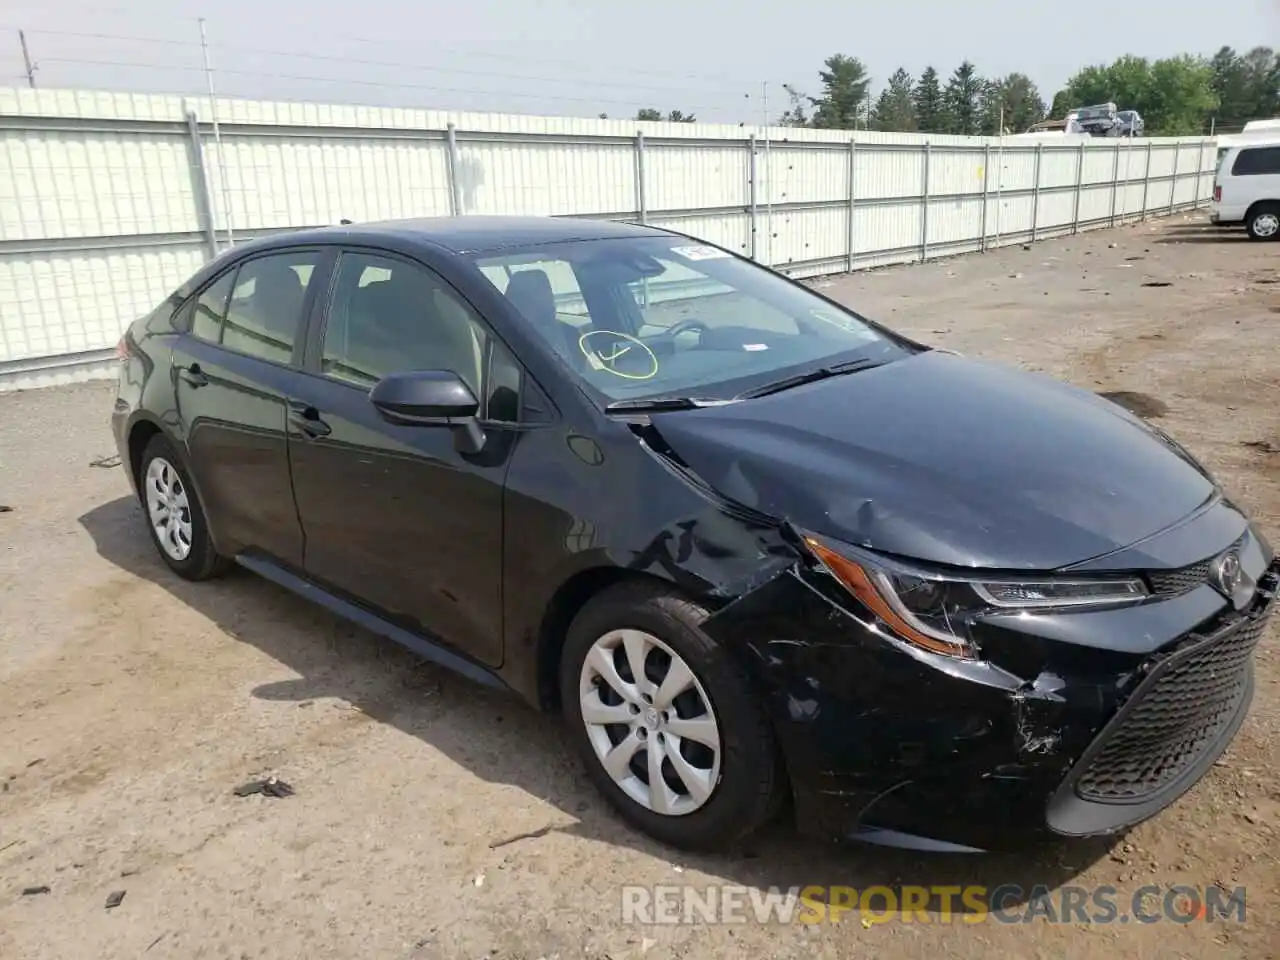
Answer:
287;249;519;667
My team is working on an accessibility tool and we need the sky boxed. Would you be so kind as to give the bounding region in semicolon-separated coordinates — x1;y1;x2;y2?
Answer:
2;0;1277;123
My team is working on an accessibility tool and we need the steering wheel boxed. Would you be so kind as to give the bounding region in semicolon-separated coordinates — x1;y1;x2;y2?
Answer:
653;318;710;343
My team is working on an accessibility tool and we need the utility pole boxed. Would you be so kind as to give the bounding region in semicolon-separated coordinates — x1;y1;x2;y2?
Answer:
198;17;234;247
19;30;36;88
761;80;772;266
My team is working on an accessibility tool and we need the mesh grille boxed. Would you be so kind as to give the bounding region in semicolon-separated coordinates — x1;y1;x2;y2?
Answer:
1075;615;1267;803
1147;535;1246;597
1149;560;1212;596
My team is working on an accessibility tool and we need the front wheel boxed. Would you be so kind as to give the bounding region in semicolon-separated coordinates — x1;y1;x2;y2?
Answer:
1246;203;1280;241
560;580;781;851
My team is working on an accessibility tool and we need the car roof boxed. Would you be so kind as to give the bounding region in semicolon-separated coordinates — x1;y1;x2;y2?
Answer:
250;216;670;256
1220;135;1280;154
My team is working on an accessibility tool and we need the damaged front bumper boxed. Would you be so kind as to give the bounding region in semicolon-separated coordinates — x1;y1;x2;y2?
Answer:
703;538;1278;853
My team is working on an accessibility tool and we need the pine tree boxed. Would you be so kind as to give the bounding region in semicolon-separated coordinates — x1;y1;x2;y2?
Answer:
944;60;983;135
873;68;917;131
913;67;945;133
810;54;872;129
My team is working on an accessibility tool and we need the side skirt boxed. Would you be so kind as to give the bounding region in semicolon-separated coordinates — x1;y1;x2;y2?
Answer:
235;553;511;692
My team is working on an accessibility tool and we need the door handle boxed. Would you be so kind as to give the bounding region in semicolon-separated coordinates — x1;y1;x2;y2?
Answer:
288;402;331;438
177;363;208;388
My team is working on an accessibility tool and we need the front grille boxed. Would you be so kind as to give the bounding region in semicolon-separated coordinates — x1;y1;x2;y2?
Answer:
1149;560;1213;596
1147;535;1246;596
1075;614;1267;803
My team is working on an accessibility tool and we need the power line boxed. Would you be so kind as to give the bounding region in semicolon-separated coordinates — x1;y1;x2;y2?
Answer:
32;56;757;115
5;26;756;98
2;11;767;86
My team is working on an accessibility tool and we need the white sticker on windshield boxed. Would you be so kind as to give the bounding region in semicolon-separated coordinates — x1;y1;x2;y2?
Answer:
743;343;769;351
670;245;731;261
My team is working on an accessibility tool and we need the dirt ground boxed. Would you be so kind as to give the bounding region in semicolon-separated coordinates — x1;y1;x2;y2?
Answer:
1;213;1278;960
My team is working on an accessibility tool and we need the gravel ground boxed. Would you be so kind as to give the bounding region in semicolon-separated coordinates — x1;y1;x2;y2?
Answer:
1;213;1278;960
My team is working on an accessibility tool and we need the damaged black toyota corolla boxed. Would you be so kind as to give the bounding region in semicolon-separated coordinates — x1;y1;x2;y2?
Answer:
112;217;1277;854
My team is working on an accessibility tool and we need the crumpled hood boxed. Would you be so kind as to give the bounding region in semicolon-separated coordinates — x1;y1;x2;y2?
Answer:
650;351;1216;570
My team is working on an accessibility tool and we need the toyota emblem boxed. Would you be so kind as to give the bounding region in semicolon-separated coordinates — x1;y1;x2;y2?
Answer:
1210;550;1244;598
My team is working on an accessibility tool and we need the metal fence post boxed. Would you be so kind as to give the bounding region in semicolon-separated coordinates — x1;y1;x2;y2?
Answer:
635;132;648;224
1072;141;1085;234
1030;142;1043;242
1109;141;1121;227
748;134;758;261
1195;138;1207;207
445;122;462;216
1168;143;1180;215
980;142;990;251
847;138;857;272
1141;140;1153;218
184;109;219;259
920;142;931;261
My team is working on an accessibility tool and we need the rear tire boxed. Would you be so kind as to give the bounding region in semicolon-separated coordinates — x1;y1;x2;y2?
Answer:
138;434;229;581
560;579;781;851
1246;202;1280;241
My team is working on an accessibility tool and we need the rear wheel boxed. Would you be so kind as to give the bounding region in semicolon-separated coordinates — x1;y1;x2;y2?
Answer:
560;580;780;851
138;434;229;581
1246;202;1280;241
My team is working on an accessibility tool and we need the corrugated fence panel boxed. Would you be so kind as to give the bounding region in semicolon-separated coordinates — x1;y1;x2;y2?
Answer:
854;200;922;257
0;130;197;240
210;136;452;228
928;197;984;246
929;149;985;198
459;139;633;217
646;212;751;259
647;143;746;212
1081;146;1118;184
767;205;848;267
0;245;206;362
763;146;847;206
991;194;1035;239
1078;184;1116;223
1039;146;1081;190
1037;190;1077;233
992;148;1037;193
1148;145;1178;179
1119;182;1147;220
0;87;1218;387
857;148;924;200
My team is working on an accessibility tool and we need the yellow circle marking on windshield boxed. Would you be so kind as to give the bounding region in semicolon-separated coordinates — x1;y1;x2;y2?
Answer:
578;330;659;380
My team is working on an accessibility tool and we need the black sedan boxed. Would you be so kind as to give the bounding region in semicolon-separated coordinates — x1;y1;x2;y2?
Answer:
111;216;1277;853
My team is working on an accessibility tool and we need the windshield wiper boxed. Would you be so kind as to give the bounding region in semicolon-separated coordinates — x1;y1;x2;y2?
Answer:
604;396;736;413
735;357;888;400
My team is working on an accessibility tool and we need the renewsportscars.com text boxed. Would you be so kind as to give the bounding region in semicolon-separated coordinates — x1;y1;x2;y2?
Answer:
621;883;1247;926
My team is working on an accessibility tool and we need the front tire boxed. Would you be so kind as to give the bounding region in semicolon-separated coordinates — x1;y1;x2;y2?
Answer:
1246;203;1280;241
560;580;781;851
138;434;229;581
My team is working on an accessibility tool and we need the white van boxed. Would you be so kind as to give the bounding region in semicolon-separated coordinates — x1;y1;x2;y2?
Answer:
1211;137;1280;240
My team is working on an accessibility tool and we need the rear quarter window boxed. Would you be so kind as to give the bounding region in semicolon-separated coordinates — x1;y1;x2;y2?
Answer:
1231;146;1280;176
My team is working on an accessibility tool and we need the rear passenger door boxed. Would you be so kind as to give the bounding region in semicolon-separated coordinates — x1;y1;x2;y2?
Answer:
172;248;331;566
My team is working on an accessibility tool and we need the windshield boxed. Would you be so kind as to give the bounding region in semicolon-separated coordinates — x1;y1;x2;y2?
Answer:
472;236;911;403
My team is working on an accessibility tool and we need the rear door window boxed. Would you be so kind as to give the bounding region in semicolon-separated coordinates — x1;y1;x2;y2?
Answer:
189;270;236;343
220;252;323;364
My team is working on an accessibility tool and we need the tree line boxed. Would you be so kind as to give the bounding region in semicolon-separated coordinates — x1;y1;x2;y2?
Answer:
625;46;1278;136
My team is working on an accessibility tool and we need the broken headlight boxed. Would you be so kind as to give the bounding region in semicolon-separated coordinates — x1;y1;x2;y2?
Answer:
803;536;1148;660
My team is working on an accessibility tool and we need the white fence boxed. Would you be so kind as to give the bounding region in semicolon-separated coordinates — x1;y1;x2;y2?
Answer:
0;88;1217;391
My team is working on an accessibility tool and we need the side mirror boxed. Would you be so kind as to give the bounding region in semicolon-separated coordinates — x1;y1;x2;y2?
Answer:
369;370;485;452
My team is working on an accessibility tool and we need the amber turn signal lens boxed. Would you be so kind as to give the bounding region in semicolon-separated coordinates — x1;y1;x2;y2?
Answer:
804;537;976;659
